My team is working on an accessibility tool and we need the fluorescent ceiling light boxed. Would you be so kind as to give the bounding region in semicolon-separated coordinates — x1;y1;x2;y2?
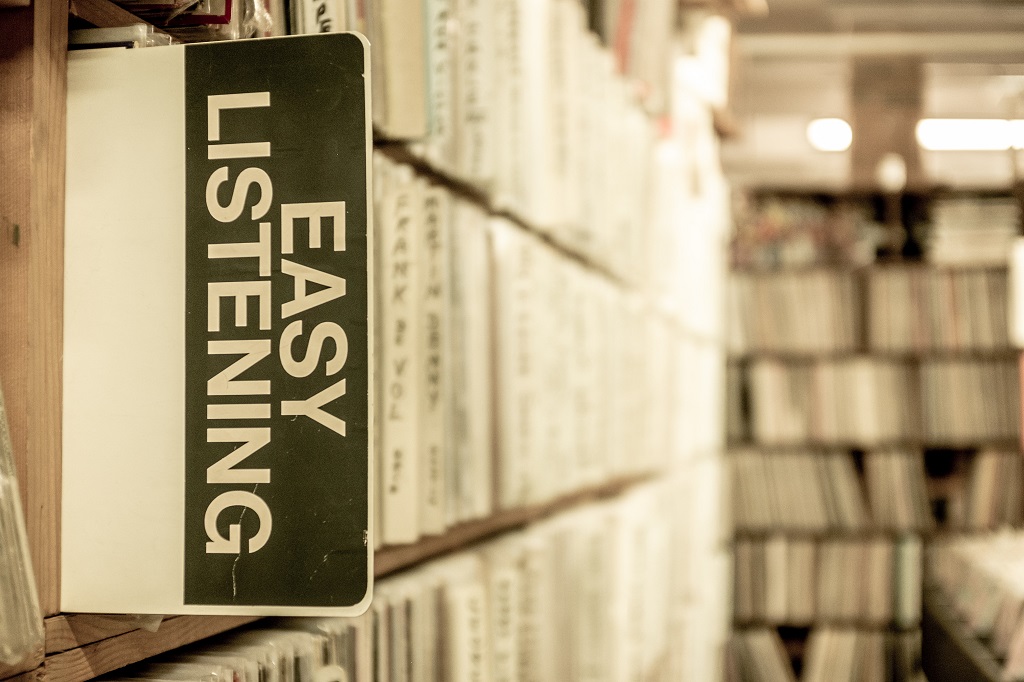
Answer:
915;118;1020;151
806;118;853;152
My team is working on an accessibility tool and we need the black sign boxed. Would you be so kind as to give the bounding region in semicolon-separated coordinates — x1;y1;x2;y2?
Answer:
183;34;370;608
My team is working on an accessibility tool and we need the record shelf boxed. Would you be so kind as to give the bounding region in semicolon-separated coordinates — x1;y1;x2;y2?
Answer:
728;263;1023;523
1;0;747;679
1;5;662;662
726;260;1024;678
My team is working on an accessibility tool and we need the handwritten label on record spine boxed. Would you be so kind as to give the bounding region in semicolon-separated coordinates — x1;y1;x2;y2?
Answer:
450;583;490;682
489;567;521;682
458;0;492;184
424;0;455;169
381;167;421;544
419;187;449;535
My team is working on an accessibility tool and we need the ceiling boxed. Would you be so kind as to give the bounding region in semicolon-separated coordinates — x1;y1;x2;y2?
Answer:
721;0;1024;190
737;0;1024;35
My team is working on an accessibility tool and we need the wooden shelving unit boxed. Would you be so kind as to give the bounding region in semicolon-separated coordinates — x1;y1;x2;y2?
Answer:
3;1;166;660
727;182;1024;679
732;528;932;541
727;438;1023;452
731;262;1011;276
2;2;731;681
731;349;1021;362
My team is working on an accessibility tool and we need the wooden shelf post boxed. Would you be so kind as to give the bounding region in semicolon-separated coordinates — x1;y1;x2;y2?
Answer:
0;1;69;620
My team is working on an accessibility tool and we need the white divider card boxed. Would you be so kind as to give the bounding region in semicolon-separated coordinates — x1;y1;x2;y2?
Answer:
492;221;536;510
525;237;552;503
545;253;572;499
63;34;373;615
491;221;522;510
371;597;391;680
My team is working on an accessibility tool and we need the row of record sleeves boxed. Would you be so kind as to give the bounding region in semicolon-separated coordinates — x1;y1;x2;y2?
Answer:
95;477;730;682
729;450;932;534
727;267;1012;355
110;0;712;122
369;0;730;329
371;153;726;546
734;535;922;629
88;0;731;330
728;357;1021;446
958;451;1024;531
727;627;923;682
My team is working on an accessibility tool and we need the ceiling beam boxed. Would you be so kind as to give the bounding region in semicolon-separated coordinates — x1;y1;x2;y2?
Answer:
738;32;1024;57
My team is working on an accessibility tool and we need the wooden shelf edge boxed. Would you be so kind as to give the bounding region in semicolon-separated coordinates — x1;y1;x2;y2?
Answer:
730;262;1012;275
731;349;1021;362
44;616;260;682
734;619;921;631
732;528;930;541
375;473;654;576
45;615;162;655
727;439;1022;452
